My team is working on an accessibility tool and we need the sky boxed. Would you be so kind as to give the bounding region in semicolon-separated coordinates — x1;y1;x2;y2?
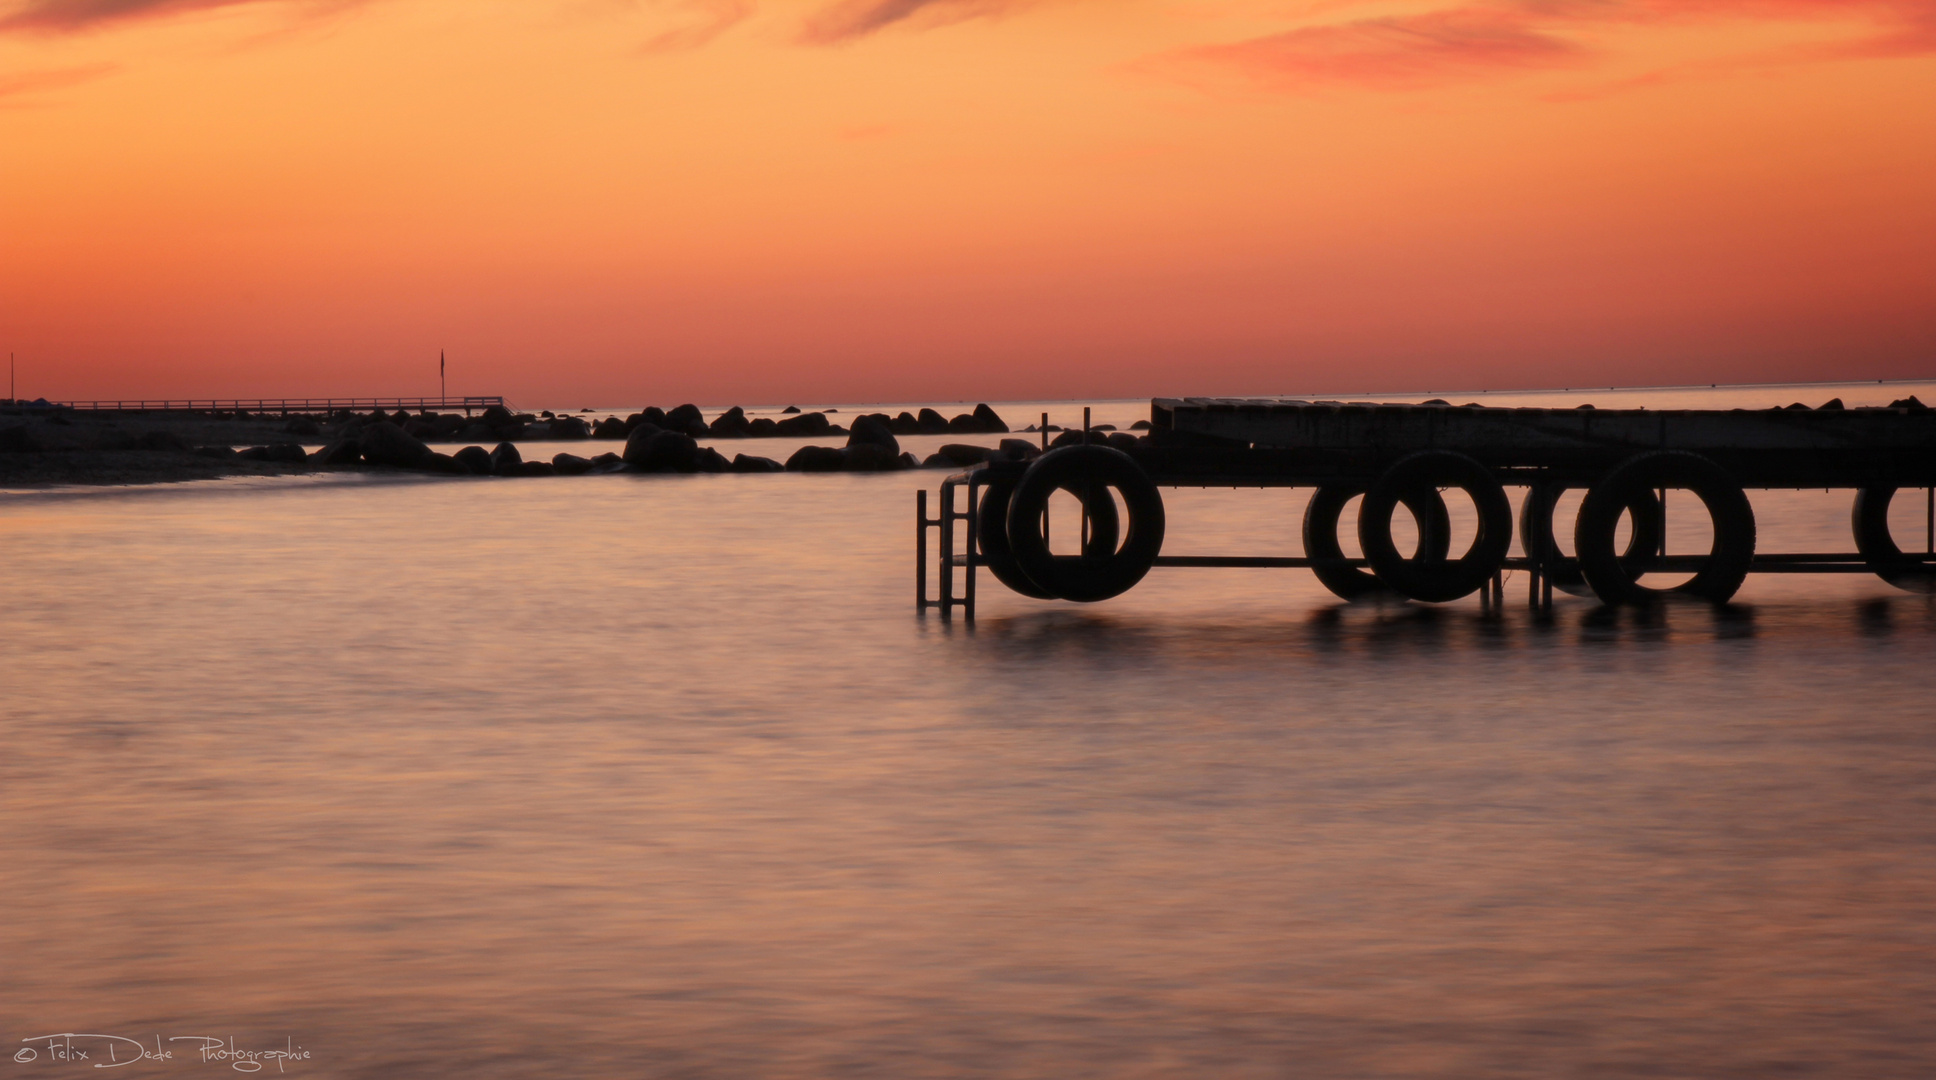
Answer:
1;0;1932;406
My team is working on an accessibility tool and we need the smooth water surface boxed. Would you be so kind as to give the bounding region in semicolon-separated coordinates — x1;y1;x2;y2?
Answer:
3;385;1934;1077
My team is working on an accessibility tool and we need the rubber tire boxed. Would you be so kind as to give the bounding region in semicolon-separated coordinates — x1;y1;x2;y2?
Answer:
975;470;1117;600
1359;451;1513;603
1303;484;1452;600
1518;485;1664;597
1575;451;1755;605
1852;487;1936;594
1006;445;1166;603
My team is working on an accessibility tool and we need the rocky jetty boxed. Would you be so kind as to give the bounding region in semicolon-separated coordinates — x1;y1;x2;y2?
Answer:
0;400;1169;485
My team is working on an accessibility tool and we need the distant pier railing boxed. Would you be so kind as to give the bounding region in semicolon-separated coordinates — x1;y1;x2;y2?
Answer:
35;396;509;416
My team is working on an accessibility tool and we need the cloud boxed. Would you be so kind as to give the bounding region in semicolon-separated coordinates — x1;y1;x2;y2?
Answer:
1173;7;1589;91
1160;0;1936;94
798;0;1014;45
0;0;361;33
639;0;751;53
0;60;114;97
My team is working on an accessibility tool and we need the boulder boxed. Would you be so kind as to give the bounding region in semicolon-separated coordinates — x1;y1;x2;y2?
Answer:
551;452;594;475
781;405;802;413
452;445;493;475
593;416;629;439
627;429;699;472
403;419;438;439
947;413;983;433
921;453;956;468
843;443;902;471
1049;429;1089;449
695;447;732;473
192;444;237;459
664;403;704;431
263;442;308;463
311;438;362;465
588;452;628;474
390;409;413;425
1129;420;1152;430
521;421;554;439
622;423;662;466
846;414;900;455
898;452;919;469
937;443;996;466
1090;424;1116;432
549;416;591;439
1888;396;1928;411
481;404;515;427
748;417;778;436
1818;397;1845;410
283;417;322;436
0;425;43;453
424;452;469;475
997;438;1041;461
972;403;1009;432
890;411;920;435
916;408;950;434
730;453;785;472
774;411;832;436
785;445;847;472
357;421;436;467
489;441;524;476
709;406;752;438
519;460;556;477
1105;432;1140;452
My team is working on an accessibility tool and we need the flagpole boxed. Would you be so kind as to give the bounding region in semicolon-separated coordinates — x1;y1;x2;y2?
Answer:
440;350;446;404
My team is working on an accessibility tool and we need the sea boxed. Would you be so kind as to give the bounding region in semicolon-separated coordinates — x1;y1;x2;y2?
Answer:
2;380;1933;1077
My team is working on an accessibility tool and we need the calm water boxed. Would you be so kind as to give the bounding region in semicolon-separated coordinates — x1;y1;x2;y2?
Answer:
3;384;1934;1077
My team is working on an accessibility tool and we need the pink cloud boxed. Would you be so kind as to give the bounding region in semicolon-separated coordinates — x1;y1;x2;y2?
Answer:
1173;6;1589;90
639;0;752;54
1163;0;1936;94
799;0;1016;45
0;61;114;96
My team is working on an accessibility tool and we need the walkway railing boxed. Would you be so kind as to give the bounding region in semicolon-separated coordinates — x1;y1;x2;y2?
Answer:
28;396;509;415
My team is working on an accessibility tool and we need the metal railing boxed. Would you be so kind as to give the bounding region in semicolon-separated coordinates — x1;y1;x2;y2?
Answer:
27;396;508;415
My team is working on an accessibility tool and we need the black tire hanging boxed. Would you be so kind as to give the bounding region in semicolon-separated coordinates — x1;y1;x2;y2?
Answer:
1851;487;1936;594
1006;445;1166;603
1303;484;1452;600
975;468;1117;600
1574;451;1755;605
1358;451;1513;603
1518;484;1664;597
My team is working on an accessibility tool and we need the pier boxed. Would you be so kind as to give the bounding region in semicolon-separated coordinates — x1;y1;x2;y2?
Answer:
30;396;508;416
920;397;1936;617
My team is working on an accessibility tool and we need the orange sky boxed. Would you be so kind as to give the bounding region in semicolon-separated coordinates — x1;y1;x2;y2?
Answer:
1;0;1932;404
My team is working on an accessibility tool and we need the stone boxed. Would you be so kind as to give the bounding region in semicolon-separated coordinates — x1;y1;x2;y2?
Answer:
846;414;900;455
709;406;752;438
263;442;308;463
785;445;847;472
482;404;514;426
937;443;996;466
1105;432;1139;452
972;403;1009;432
730;453;785;472
627;429;699;472
695;447;731;473
997;438;1041;461
1130;420;1152;430
311;438;362;465
1049;429;1089;448
549;416;591;440
519;460;556;477
453;445;493;474
665;403;705;431
1818;398;1845;410
748;417;778;436
1090;424;1117;432
552;452;594;475
192;444;236;459
842;443;902;471
403;419;438;438
890;412;920;435
357;421;436;467
916;408;950;434
593;417;628;439
781;405;801;413
947;413;983;433
588;452;628;474
424;452;469;475
921;453;956;468
283;417;322;436
0;425;44;454
775;411;833;436
1889;396;1928;411
489;441;524;475
898;452;919;469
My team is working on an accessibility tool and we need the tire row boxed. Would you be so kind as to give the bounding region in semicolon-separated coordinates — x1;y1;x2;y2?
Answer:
977;446;1936;605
